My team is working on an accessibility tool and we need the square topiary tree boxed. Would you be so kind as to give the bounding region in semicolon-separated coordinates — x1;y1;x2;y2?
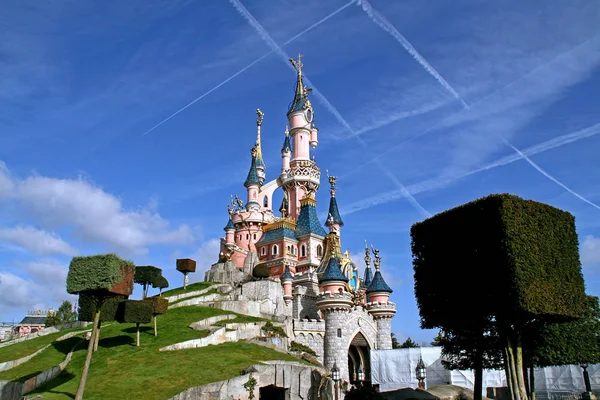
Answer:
152;275;169;296
147;296;169;336
118;300;153;346
411;194;587;400
78;294;127;351
134;266;163;299
66;253;135;400
176;258;196;290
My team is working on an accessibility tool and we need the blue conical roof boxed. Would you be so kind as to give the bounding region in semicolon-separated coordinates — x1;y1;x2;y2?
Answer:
281;133;292;153
224;217;235;231
287;75;308;116
280;265;293;280
366;270;392;294
319;256;348;283
363;266;373;287
244;153;260;187
295;200;327;237
325;197;344;227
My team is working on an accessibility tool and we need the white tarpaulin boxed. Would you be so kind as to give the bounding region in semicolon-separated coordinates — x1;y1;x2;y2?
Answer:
371;347;599;395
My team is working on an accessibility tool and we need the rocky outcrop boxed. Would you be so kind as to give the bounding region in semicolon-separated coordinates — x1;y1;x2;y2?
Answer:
205;260;246;285
169;361;333;400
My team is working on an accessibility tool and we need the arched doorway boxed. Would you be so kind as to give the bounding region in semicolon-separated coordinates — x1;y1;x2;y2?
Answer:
348;332;371;386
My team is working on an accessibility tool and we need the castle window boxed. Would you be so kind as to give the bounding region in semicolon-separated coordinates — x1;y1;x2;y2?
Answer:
317;245;323;257
337;329;342;338
261;247;266;256
272;245;279;255
253;233;257;240
246;234;249;240
301;244;306;257
263;196;268;207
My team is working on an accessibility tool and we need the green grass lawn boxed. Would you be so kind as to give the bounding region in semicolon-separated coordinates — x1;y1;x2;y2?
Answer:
0;325;89;363
168;288;221;306
25;305;304;400
162;282;213;297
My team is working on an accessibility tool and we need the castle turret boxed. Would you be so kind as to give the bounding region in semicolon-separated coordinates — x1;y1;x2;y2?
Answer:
325;171;343;236
280;264;294;305
255;109;266;184
295;194;327;272
224;217;235;246
366;248;396;350
281;127;292;174
244;146;261;211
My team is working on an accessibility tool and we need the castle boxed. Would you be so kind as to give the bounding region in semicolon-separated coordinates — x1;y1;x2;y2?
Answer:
204;55;396;385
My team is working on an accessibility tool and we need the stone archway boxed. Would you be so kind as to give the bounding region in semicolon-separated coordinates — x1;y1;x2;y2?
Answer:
348;331;371;385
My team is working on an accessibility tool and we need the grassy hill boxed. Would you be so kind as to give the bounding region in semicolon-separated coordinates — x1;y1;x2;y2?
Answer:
1;289;305;400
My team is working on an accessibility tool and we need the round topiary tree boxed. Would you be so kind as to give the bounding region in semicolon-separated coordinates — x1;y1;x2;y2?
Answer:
152;275;169;296
252;264;270;279
134;266;162;299
176;258;196;290
118;300;153;346
147;296;169;336
66;253;134;400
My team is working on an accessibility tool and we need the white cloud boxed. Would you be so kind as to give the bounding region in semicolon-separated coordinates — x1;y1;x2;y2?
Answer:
0;226;76;256
0;164;194;255
581;235;600;268
0;162;14;199
189;238;222;283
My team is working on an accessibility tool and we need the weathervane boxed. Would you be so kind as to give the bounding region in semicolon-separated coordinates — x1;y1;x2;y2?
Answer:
371;245;381;271
289;53;304;74
256;108;264;127
326;169;338;196
364;240;371;267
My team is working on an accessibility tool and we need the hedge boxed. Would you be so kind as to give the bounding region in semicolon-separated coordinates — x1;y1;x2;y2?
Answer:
147;297;169;315
118;300;153;324
78;294;127;322
176;258;196;273
134;266;163;286
289;341;317;356
67;254;135;296
152;275;169;290
411;193;586;329
253;264;270;279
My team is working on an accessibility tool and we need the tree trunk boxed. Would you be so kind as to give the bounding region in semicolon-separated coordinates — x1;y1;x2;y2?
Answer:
93;320;102;352
529;367;536;400
523;362;530;398
474;346;483;400
143;283;147;299
75;307;101;400
183;272;188;290
505;340;521;400
136;323;140;346
503;347;515;400
504;327;528;400
514;335;528;400
153;315;157;337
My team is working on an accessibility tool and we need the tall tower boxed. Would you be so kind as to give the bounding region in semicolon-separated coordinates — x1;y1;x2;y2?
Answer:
255;108;266;184
325;171;344;237
365;248;396;350
281;54;321;218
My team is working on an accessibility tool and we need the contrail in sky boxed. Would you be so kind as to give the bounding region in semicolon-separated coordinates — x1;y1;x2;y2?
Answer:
141;0;356;137
357;0;469;109
229;0;431;218
501;137;600;211
341;122;600;215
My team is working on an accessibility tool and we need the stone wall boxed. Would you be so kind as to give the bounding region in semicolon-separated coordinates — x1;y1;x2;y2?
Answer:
204;260;246;285
376;318;393;350
0;321;88;348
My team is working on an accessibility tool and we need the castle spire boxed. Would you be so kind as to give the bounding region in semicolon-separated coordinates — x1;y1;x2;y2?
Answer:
287;54;312;116
363;240;373;287
325;171;344;233
255;108;266;183
366;247;392;294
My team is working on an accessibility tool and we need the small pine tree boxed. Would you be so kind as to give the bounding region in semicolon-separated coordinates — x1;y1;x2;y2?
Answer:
400;337;420;348
431;330;445;346
391;332;401;349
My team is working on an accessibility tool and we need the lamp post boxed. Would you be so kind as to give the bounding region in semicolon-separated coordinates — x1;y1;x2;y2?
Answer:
358;367;365;387
416;356;426;390
332;362;340;400
580;362;592;393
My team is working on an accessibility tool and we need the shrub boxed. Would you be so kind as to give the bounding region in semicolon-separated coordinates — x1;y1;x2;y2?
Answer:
152;275;169;293
119;300;153;324
67;254;135;296
134;266;162;285
78;294;127;322
176;258;196;273
147;297;169;315
252;264;270;279
261;321;288;338
289;341;317;356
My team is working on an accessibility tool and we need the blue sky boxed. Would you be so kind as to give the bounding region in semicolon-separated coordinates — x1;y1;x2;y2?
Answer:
1;0;599;344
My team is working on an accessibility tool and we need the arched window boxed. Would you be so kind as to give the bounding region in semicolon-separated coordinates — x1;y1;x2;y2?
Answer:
301;244;307;257
317;245;323;257
261;247;266;256
253;233;257;240
263;196;268;207
246;234;249;240
272;245;278;255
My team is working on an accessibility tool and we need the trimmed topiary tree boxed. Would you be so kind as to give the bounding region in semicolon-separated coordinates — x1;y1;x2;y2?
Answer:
411;194;587;400
66;253;134;400
252;264;270;279
78;294;127;351
134;266;162;299
147;296;168;336
152;275;169;296
176;258;196;290
118;300;153;346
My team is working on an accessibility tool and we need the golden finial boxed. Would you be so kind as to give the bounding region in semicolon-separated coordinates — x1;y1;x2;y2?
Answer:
326;169;338;197
289;53;304;74
371;245;381;271
364;240;371;267
256;108;264;127
285;125;289;136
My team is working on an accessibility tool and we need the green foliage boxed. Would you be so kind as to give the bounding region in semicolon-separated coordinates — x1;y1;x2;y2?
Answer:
411;194;586;329
161;282;212;297
261;321;288;338
147;297;169;315
252;264;270;279
66;254;135;296
152;275;169;291
440;324;504;370
176;258;196;273
344;385;384;400
430;331;444;346
391;333;401;349
134;266;162;286
289;341;317;356
78;294;127;322
399;337;420;348
118;300;153;324
243;374;257;399
45;300;77;327
528;295;600;367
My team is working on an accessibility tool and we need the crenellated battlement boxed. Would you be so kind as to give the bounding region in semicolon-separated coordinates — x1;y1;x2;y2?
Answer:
293;318;325;333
